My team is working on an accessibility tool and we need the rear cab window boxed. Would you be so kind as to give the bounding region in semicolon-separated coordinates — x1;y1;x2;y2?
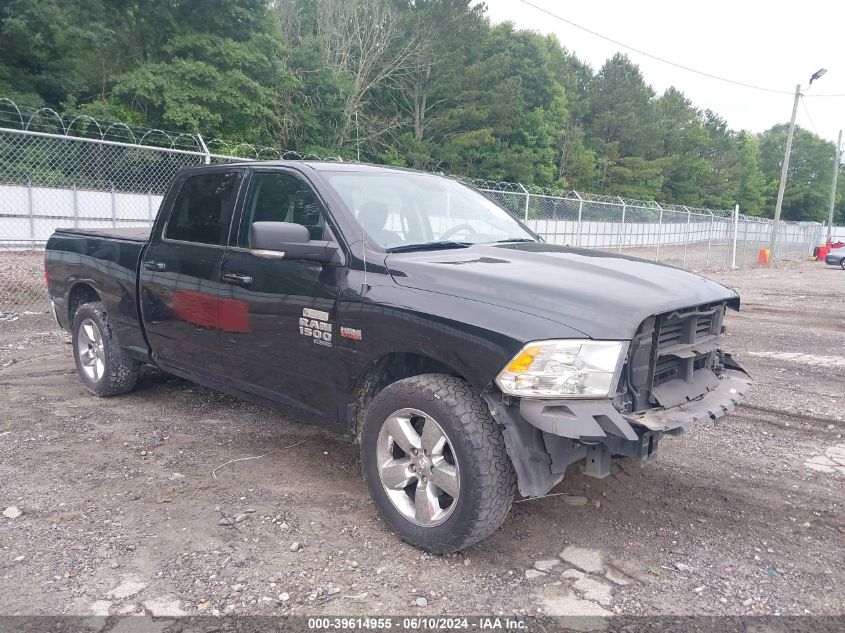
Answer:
164;170;242;245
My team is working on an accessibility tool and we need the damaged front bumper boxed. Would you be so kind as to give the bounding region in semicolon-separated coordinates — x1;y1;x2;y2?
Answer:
485;368;752;497
626;369;751;433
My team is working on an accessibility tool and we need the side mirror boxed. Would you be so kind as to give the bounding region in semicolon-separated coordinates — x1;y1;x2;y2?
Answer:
250;221;310;251
249;221;342;265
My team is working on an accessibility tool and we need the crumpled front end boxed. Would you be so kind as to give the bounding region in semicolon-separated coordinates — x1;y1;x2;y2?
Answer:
486;301;752;498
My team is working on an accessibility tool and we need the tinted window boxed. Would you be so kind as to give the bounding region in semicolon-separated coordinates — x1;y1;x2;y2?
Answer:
239;172;327;247
165;171;241;245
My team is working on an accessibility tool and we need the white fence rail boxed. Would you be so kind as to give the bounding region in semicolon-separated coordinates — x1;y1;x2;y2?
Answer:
0;183;163;244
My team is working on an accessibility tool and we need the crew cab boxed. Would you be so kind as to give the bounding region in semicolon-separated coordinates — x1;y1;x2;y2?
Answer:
45;162;752;553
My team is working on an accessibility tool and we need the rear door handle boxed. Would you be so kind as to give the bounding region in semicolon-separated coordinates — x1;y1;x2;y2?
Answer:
143;260;166;272
222;272;253;286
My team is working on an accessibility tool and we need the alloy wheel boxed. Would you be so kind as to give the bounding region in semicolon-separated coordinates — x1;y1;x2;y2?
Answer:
76;318;105;382
376;408;460;526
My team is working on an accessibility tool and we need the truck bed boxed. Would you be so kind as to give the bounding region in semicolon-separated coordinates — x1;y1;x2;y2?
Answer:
54;227;152;242
46;228;149;357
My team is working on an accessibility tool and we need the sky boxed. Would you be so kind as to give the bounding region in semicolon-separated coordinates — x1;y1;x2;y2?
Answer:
481;0;845;146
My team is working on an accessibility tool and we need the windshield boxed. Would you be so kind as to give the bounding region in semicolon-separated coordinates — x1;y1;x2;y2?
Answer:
322;170;536;250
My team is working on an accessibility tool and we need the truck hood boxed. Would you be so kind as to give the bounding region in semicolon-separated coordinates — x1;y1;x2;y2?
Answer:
384;242;739;340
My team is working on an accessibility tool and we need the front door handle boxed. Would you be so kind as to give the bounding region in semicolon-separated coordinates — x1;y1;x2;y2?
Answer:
222;272;253;286
143;260;166;272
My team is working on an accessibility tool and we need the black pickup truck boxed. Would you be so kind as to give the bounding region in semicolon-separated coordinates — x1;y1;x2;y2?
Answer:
45;162;751;553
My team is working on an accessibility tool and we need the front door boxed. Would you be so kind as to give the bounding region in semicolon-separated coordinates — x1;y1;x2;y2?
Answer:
219;169;343;421
139;168;243;377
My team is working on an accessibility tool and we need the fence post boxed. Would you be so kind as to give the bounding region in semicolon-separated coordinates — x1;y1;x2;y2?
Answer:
575;192;583;247
618;197;626;253
682;206;691;269
147;190;154;223
654;203;663;262
518;183;530;221
73;185;79;228
731;204;739;268
705;211;715;270
197;133;212;165
111;186;116;227
27;178;35;248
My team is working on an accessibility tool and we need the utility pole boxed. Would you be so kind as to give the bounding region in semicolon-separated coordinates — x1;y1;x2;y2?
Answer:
827;129;842;243
769;68;827;263
769;84;801;262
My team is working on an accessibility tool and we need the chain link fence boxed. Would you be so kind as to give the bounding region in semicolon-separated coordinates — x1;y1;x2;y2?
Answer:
463;179;824;272
0;98;826;316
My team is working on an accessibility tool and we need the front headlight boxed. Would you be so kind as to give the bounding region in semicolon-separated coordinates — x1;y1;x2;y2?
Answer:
495;339;628;398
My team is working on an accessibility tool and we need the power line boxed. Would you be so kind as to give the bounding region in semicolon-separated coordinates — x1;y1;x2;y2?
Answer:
800;96;820;136
517;0;845;98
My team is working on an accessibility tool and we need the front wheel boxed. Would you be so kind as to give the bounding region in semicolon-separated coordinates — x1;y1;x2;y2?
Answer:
360;374;516;553
72;301;139;397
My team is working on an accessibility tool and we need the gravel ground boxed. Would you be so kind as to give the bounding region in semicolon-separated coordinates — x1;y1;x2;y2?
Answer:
0;260;843;618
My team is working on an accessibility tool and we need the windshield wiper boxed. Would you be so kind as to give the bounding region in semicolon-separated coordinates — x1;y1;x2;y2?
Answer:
386;241;471;253
493;238;536;243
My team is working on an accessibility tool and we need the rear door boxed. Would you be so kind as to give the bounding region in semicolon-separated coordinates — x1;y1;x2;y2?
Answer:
218;168;343;421
139;168;244;376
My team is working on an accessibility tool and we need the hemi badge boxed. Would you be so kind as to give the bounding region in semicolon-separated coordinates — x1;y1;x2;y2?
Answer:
340;327;362;341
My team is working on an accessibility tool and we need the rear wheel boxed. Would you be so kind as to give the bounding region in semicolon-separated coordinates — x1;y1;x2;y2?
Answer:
360;374;516;553
840;258;845;270
72;302;139;396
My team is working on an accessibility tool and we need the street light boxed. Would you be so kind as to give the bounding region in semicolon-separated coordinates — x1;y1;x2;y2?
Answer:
769;68;828;262
810;68;827;83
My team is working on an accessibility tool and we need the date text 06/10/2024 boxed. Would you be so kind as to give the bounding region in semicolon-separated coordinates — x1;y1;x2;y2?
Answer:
306;617;526;630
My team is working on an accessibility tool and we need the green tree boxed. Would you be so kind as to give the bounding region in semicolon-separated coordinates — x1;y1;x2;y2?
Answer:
0;0;117;107
424;23;568;184
699;111;739;209
393;0;487;168
109;1;295;142
553;50;596;188
583;54;663;198
656;87;708;205
735;132;765;215
759;125;835;221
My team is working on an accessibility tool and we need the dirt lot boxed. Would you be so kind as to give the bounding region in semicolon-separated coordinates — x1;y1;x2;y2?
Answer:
0;260;843;619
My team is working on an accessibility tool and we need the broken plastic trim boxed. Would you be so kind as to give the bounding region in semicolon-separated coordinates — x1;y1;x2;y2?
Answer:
626;368;752;433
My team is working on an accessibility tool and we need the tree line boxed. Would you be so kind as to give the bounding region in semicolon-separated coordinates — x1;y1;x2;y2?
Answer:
1;0;842;222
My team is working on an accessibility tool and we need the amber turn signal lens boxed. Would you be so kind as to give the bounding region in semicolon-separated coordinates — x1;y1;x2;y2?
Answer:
505;345;541;373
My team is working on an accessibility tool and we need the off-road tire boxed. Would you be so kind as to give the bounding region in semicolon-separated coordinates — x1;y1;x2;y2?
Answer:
72;301;139;396
361;374;516;553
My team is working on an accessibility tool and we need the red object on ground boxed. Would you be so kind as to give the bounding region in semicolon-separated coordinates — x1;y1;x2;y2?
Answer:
757;248;769;265
817;245;830;261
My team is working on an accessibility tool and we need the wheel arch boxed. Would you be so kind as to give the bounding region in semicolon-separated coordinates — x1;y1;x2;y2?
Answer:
347;351;470;439
67;281;102;326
